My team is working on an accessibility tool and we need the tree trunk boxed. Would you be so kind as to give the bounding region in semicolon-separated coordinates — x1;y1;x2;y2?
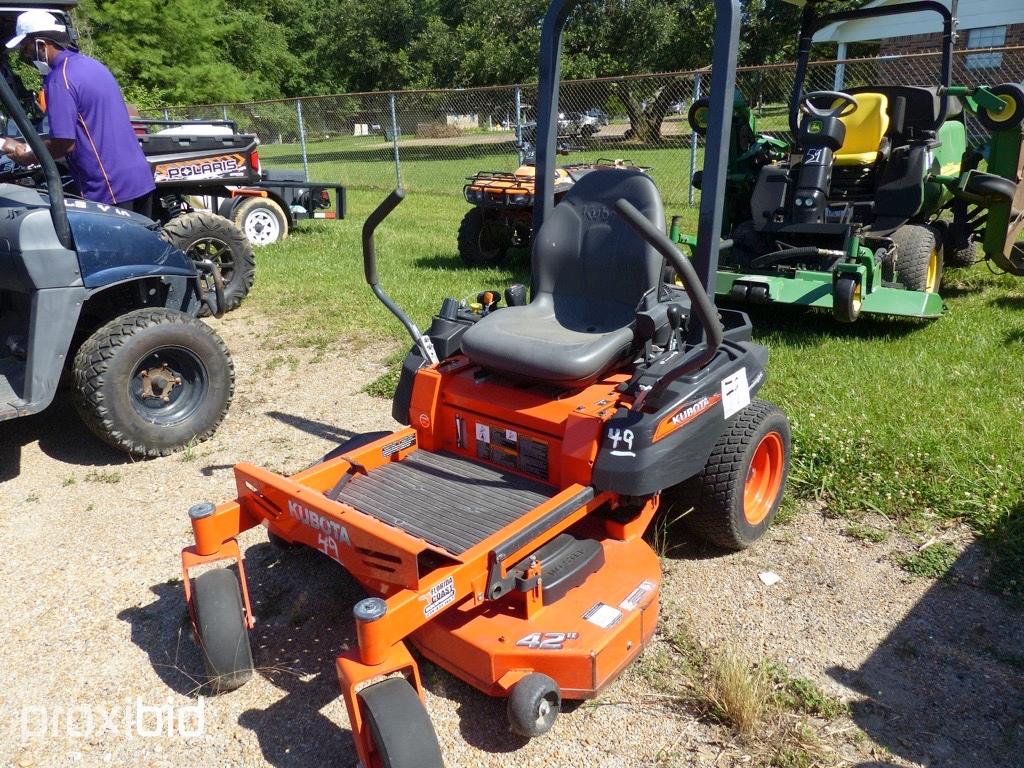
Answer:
613;78;685;144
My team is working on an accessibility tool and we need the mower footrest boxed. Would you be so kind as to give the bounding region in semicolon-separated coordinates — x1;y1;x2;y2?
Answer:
517;533;604;604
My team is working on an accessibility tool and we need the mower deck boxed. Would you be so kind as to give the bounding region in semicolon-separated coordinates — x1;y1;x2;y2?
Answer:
719;269;944;318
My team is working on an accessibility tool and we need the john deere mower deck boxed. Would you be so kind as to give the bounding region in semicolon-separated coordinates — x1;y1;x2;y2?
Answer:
177;1;790;765
674;0;1024;323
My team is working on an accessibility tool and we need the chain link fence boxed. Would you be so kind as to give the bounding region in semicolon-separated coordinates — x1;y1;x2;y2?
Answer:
144;46;1024;212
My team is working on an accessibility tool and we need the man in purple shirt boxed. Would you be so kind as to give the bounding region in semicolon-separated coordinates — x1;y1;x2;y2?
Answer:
0;10;155;214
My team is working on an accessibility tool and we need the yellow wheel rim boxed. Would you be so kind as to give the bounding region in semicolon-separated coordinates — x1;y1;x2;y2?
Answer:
926;247;939;292
988;94;1019;125
852;281;863;313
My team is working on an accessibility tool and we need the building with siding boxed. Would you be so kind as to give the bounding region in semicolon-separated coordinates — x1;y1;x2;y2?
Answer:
814;0;1024;85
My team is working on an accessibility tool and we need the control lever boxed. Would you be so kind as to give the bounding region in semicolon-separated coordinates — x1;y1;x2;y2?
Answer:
504;283;528;307
476;290;502;314
666;303;684;352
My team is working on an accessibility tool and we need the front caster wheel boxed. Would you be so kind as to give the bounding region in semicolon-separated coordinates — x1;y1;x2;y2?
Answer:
358;677;443;768
192;568;253;693
673;400;791;551
833;275;862;323
508;673;560;737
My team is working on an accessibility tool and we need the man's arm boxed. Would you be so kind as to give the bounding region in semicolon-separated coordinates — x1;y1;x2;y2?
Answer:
1;136;75;165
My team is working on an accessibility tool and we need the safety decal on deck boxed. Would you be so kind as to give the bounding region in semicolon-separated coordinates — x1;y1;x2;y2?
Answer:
619;580;656;612
721;367;750;420
382;433;416;458
583;602;623;629
422;576;456;617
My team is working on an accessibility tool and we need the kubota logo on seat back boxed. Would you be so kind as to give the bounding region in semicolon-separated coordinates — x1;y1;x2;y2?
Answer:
583;204;609;221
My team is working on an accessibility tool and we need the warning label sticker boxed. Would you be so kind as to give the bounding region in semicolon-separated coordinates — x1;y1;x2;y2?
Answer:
583;602;623;629
473;421;549;480
619;580;656;612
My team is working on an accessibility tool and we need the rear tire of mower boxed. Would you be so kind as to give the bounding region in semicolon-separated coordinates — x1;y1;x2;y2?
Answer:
162;210;255;314
358;677;443;768
192;568;253;693
458;207;511;266
72;308;234;459
673;400;790;551
891;224;943;293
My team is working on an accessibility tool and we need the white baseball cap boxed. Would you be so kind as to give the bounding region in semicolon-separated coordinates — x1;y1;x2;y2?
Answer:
6;10;66;49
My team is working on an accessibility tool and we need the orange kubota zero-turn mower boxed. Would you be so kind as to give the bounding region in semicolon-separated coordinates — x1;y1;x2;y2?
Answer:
177;1;790;764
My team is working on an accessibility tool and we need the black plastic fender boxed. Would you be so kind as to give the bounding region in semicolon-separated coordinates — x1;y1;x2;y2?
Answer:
592;341;768;496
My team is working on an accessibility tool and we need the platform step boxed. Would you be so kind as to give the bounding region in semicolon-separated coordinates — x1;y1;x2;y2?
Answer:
517;533;605;604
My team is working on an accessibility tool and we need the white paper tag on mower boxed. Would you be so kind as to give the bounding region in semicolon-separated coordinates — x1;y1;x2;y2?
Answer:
721;367;750;420
583;602;622;629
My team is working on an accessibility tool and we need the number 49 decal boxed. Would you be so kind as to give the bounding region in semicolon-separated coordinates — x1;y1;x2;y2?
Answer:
515;631;579;650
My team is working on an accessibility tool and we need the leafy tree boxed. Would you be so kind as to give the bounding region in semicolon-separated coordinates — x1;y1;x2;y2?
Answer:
75;0;260;104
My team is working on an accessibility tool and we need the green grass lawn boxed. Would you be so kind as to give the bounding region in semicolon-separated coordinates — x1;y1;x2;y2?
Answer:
253;187;1024;596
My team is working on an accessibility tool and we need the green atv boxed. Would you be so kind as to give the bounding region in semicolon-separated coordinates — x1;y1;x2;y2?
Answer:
673;0;1024;323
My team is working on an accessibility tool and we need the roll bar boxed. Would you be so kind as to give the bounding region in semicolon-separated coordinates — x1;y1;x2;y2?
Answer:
0;67;74;250
533;0;741;349
789;0;956;137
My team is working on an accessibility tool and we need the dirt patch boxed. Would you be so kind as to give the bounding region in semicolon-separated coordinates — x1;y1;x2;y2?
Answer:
0;307;1020;767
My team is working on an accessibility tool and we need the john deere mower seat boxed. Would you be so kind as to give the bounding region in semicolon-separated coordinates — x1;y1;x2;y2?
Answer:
460;169;664;388
835;92;890;166
849;85;962;138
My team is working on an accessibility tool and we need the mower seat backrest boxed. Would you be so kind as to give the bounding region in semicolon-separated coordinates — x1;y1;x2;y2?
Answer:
835;93;890;166
460;169;664;388
849;85;962;139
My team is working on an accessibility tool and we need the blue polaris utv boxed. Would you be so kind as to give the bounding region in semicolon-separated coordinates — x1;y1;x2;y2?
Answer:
0;1;234;458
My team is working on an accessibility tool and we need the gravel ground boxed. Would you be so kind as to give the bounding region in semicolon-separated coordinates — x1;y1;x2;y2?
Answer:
1;307;1021;768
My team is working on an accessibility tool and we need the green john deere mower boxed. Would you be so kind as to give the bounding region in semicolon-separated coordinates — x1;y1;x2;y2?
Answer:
674;0;1024;323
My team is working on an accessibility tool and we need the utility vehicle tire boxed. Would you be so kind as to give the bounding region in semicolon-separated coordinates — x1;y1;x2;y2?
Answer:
674;400;790;551
891;224;943;293
458;207;511;266
232;197;289;247
942;222;977;268
977;83;1024;132
508;673;560;738
72;308;234;459
162;210;255;313
833;274;862;323
358;678;443;768
192;568;253;693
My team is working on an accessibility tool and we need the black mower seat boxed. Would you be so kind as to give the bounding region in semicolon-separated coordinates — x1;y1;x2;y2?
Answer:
461;169;664;388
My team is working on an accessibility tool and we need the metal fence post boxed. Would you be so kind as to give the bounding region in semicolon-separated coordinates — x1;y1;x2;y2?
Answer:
514;86;524;164
688;72;703;207
222;105;229;123
389;93;402;188
162;108;169;121
296;98;310;181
